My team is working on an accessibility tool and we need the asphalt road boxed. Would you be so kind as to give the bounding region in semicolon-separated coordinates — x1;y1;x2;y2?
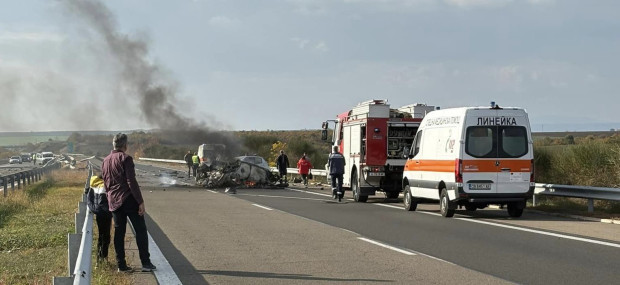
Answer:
107;160;620;284
226;188;620;284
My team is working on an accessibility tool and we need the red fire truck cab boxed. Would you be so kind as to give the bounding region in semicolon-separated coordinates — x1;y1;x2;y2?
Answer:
321;99;438;202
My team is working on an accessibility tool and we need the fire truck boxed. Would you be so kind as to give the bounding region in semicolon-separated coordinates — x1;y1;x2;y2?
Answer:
321;99;437;202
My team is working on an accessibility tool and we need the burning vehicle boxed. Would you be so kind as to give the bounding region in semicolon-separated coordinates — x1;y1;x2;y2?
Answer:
194;144;283;188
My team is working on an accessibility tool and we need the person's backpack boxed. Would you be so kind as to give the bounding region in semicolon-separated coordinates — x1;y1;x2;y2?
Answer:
87;176;110;215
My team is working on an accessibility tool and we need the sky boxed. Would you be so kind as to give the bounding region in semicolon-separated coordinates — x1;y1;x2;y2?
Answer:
1;0;619;132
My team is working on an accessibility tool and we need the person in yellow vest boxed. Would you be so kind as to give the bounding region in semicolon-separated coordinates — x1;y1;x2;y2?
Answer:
191;152;200;178
32;153;36;165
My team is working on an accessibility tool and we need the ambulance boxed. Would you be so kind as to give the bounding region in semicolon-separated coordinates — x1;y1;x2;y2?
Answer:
402;103;534;217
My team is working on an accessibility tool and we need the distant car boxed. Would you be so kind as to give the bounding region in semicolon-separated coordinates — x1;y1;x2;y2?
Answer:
9;156;22;164
20;153;31;162
36;152;55;165
235;156;270;170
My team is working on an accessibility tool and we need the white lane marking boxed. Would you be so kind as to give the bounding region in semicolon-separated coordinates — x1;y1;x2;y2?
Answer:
417;211;442;217
129;220;182;285
252;204;274;211
148;232;183;285
207;190;217;193
238;193;327;202
372;202;620;248
286;188;332;197
455;217;620;249
358;237;416;256
375;203;403;210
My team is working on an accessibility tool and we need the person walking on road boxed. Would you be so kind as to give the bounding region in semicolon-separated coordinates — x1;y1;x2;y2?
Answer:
184;150;193;177
32;153;36;165
297;154;313;188
101;133;156;273
192;152;200;179
328;146;346;202
276;150;290;183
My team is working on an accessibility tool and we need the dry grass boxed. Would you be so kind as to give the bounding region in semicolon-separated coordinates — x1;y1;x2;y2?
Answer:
0;170;131;285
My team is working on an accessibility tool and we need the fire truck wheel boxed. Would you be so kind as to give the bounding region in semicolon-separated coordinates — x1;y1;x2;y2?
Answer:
351;172;368;202
403;186;417;211
440;189;455;217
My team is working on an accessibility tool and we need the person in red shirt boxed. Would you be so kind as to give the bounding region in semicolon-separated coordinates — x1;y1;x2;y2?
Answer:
101;133;156;273
297;153;313;188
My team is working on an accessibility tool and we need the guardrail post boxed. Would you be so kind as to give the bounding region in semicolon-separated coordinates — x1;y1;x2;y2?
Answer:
26;172;31;185
68;233;81;276
17;173;22;190
52;276;72;285
587;199;594;213
10;175;15;192
2;178;6;197
22;173;26;186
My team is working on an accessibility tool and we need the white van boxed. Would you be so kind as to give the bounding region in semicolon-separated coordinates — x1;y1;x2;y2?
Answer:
402;104;534;217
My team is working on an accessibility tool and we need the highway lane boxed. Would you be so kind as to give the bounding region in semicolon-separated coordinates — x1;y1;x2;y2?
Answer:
226;187;620;284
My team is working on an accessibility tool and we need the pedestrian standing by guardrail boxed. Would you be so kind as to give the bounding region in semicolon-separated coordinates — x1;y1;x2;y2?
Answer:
297;153;312;188
86;174;112;264
276;150;290;183
102;133;156;273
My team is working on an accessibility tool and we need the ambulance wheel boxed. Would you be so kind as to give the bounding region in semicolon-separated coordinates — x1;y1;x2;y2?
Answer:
507;202;524;218
440;189;455;217
352;172;367;202
403;186;417;211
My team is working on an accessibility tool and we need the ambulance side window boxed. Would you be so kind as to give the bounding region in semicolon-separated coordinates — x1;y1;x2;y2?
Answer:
411;131;423;157
466;127;493;157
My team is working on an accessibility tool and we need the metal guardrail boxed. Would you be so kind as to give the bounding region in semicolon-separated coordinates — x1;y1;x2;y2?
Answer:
534;183;620;212
53;162;94;285
1;159;60;197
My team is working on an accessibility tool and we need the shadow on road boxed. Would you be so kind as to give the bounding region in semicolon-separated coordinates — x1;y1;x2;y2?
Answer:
198;270;394;283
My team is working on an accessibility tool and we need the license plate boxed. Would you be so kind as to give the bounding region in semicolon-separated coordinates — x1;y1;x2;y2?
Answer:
468;183;491;190
368;172;385;177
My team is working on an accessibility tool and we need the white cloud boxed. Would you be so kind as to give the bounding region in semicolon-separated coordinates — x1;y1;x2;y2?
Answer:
444;0;513;8
528;0;555;5
290;37;329;53
0;31;63;42
314;41;329;52
291;37;310;49
208;16;241;27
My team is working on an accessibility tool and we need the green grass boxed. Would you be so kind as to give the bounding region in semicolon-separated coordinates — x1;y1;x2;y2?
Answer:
0;171;130;285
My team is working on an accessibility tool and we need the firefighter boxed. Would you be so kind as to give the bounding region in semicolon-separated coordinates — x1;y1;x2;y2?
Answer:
183;151;193;177
191;152;199;178
297;153;313;188
276;150;290;183
328;146;346;202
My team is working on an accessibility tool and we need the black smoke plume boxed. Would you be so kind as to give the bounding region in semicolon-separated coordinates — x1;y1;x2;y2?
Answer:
62;0;240;157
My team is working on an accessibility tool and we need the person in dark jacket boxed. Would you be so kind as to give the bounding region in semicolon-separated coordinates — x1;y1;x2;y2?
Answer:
183;150;193;177
101;133;156;273
328;146;346;202
276;150;290;183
